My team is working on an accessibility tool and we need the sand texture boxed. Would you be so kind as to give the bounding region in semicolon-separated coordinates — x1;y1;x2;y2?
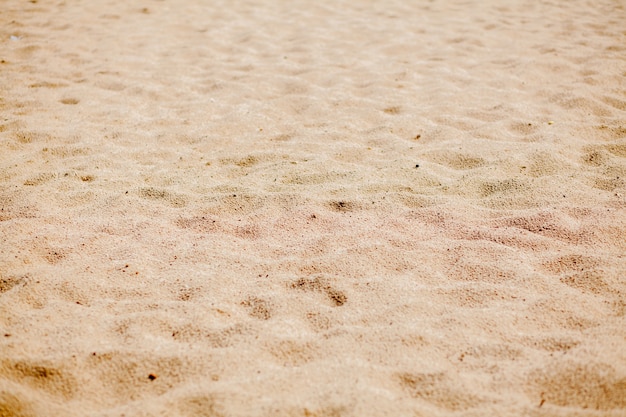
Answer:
1;0;626;415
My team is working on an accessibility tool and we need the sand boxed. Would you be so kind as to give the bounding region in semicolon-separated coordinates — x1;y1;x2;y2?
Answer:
1;0;625;415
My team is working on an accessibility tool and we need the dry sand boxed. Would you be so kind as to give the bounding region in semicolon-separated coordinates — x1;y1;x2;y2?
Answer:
1;0;626;416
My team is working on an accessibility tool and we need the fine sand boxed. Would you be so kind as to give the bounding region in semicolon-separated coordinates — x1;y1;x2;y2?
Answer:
1;1;625;416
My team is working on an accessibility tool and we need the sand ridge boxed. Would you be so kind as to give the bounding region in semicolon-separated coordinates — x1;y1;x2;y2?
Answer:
1;0;625;416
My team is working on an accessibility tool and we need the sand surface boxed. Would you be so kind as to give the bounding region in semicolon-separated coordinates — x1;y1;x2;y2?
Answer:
1;0;626;416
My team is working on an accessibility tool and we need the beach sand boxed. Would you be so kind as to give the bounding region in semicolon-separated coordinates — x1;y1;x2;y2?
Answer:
1;0;625;415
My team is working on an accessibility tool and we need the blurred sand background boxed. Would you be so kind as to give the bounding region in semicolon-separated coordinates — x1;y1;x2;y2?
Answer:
1;0;626;416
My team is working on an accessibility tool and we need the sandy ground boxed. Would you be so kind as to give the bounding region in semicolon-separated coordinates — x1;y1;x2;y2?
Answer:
1;0;626;416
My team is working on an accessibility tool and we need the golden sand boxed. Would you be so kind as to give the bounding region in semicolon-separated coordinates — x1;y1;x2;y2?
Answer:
1;1;625;415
